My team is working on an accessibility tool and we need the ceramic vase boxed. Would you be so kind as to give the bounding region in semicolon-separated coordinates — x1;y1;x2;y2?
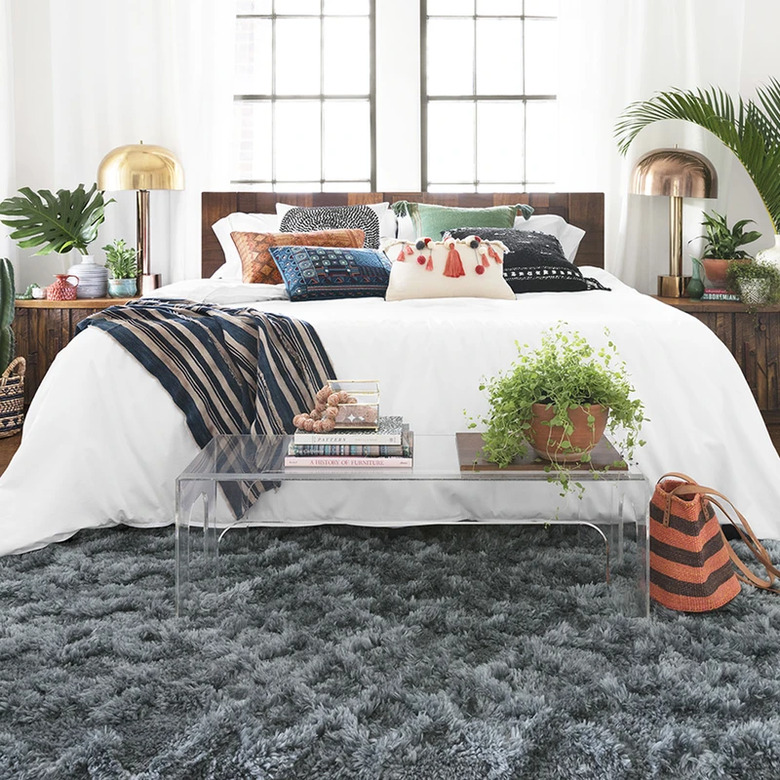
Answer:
46;274;79;301
527;403;609;463
756;235;780;269
66;253;108;298
108;278;137;298
686;258;705;299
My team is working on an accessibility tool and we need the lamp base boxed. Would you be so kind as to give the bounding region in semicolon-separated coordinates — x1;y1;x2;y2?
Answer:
658;274;691;298
140;273;162;296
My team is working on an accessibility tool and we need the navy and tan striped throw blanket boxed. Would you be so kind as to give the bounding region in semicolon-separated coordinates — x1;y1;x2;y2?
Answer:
76;298;334;516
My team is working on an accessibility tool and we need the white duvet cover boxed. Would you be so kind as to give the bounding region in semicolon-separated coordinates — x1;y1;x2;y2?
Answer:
2;267;779;555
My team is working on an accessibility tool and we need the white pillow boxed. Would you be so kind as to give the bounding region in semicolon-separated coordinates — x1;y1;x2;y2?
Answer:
276;202;397;241
512;214;586;262
211;212;281;279
396;212;417;242
384;237;514;301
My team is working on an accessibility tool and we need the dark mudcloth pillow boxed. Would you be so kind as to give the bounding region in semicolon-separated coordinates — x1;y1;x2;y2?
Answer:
280;205;381;249
444;227;610;294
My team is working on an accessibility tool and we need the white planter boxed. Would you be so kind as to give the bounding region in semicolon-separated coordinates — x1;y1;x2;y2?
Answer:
755;234;780;269
66;253;108;298
738;278;772;306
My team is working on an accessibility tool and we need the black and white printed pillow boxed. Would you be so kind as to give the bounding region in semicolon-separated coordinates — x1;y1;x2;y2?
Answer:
280;205;381;249
444;227;609;294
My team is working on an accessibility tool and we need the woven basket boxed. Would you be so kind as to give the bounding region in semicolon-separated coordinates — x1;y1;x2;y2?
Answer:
0;356;25;438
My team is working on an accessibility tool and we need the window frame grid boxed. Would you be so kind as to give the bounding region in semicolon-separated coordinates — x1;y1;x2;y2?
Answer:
233;0;377;191
421;0;557;192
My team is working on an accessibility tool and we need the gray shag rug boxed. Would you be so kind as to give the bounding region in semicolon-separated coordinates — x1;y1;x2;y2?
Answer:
2;524;780;780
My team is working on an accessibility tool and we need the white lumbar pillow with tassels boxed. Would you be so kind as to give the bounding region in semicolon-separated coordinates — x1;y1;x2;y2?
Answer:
383;236;513;301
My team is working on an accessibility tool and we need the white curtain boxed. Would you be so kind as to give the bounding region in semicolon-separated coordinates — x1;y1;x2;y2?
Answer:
8;0;235;289
558;0;779;293
0;2;14;265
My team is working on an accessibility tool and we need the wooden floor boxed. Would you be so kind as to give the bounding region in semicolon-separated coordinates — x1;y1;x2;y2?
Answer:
1;418;779;480
0;433;20;476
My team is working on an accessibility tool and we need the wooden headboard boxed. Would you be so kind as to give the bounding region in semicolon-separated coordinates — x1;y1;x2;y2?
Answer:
201;192;605;279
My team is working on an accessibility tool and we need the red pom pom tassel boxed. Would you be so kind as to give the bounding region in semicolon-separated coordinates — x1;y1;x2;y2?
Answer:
425;254;434;271
481;251;490;268
487;245;502;264
443;242;465;278
396;249;406;262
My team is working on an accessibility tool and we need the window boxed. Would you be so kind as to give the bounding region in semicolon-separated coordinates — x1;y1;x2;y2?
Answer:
232;0;376;191
423;0;558;192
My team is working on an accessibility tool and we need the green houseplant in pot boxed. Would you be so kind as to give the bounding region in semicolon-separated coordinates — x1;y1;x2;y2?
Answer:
0;257;25;438
694;211;761;288
615;80;780;266
470;323;646;495
0;183;112;298
726;259;780;311
102;239;138;298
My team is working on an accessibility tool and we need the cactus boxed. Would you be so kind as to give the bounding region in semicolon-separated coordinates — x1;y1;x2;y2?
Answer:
0;257;15;373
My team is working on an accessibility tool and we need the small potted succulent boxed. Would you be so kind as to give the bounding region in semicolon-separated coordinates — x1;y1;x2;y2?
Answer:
469;323;646;495
693;211;762;288
726;259;780;310
102;239;138;297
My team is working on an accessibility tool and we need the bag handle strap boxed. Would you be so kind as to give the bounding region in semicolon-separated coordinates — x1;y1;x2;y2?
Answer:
657;472;780;592
0;356;26;386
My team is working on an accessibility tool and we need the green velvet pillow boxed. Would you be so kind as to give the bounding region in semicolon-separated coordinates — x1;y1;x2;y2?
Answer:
392;201;534;239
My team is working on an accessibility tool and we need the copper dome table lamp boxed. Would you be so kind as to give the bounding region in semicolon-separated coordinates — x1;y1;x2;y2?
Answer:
631;147;717;297
97;142;184;295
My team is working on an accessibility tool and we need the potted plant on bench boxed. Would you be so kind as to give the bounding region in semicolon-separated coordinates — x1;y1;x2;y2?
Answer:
694;211;761;289
103;239;139;298
470;323;646;494
726;259;780;310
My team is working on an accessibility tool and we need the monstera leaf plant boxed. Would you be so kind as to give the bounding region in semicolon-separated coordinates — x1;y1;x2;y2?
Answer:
615;79;780;234
0;183;112;256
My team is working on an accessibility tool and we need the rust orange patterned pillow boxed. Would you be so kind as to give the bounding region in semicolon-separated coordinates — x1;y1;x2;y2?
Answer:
231;229;366;285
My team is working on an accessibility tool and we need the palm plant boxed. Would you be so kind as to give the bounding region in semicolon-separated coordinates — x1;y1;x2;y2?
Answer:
615;80;780;234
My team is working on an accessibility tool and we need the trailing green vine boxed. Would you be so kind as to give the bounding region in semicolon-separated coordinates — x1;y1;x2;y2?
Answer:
467;323;646;496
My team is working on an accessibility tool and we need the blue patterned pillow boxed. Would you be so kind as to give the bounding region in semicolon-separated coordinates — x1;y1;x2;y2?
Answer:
269;245;392;301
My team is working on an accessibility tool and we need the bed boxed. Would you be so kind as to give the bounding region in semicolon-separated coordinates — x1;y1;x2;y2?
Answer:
2;191;780;556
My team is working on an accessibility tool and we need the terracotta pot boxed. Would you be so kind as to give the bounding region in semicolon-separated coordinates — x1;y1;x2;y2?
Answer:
46;274;79;301
701;257;749;288
528;403;609;463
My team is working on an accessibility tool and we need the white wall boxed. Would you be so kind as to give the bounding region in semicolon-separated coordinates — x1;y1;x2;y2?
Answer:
0;2;15;265
4;0;780;290
7;0;233;290
375;0;421;190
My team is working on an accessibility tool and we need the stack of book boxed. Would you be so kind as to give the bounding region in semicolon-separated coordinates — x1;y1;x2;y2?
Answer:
285;415;413;468
701;287;740;301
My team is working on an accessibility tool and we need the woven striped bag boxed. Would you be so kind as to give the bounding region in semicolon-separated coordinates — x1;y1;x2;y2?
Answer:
0;356;25;438
650;472;780;611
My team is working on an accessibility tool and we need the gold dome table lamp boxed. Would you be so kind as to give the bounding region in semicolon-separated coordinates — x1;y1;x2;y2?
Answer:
631;148;717;297
97;142;184;295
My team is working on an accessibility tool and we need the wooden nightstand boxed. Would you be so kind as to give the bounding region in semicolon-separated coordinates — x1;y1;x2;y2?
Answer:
13;297;132;406
655;296;780;448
